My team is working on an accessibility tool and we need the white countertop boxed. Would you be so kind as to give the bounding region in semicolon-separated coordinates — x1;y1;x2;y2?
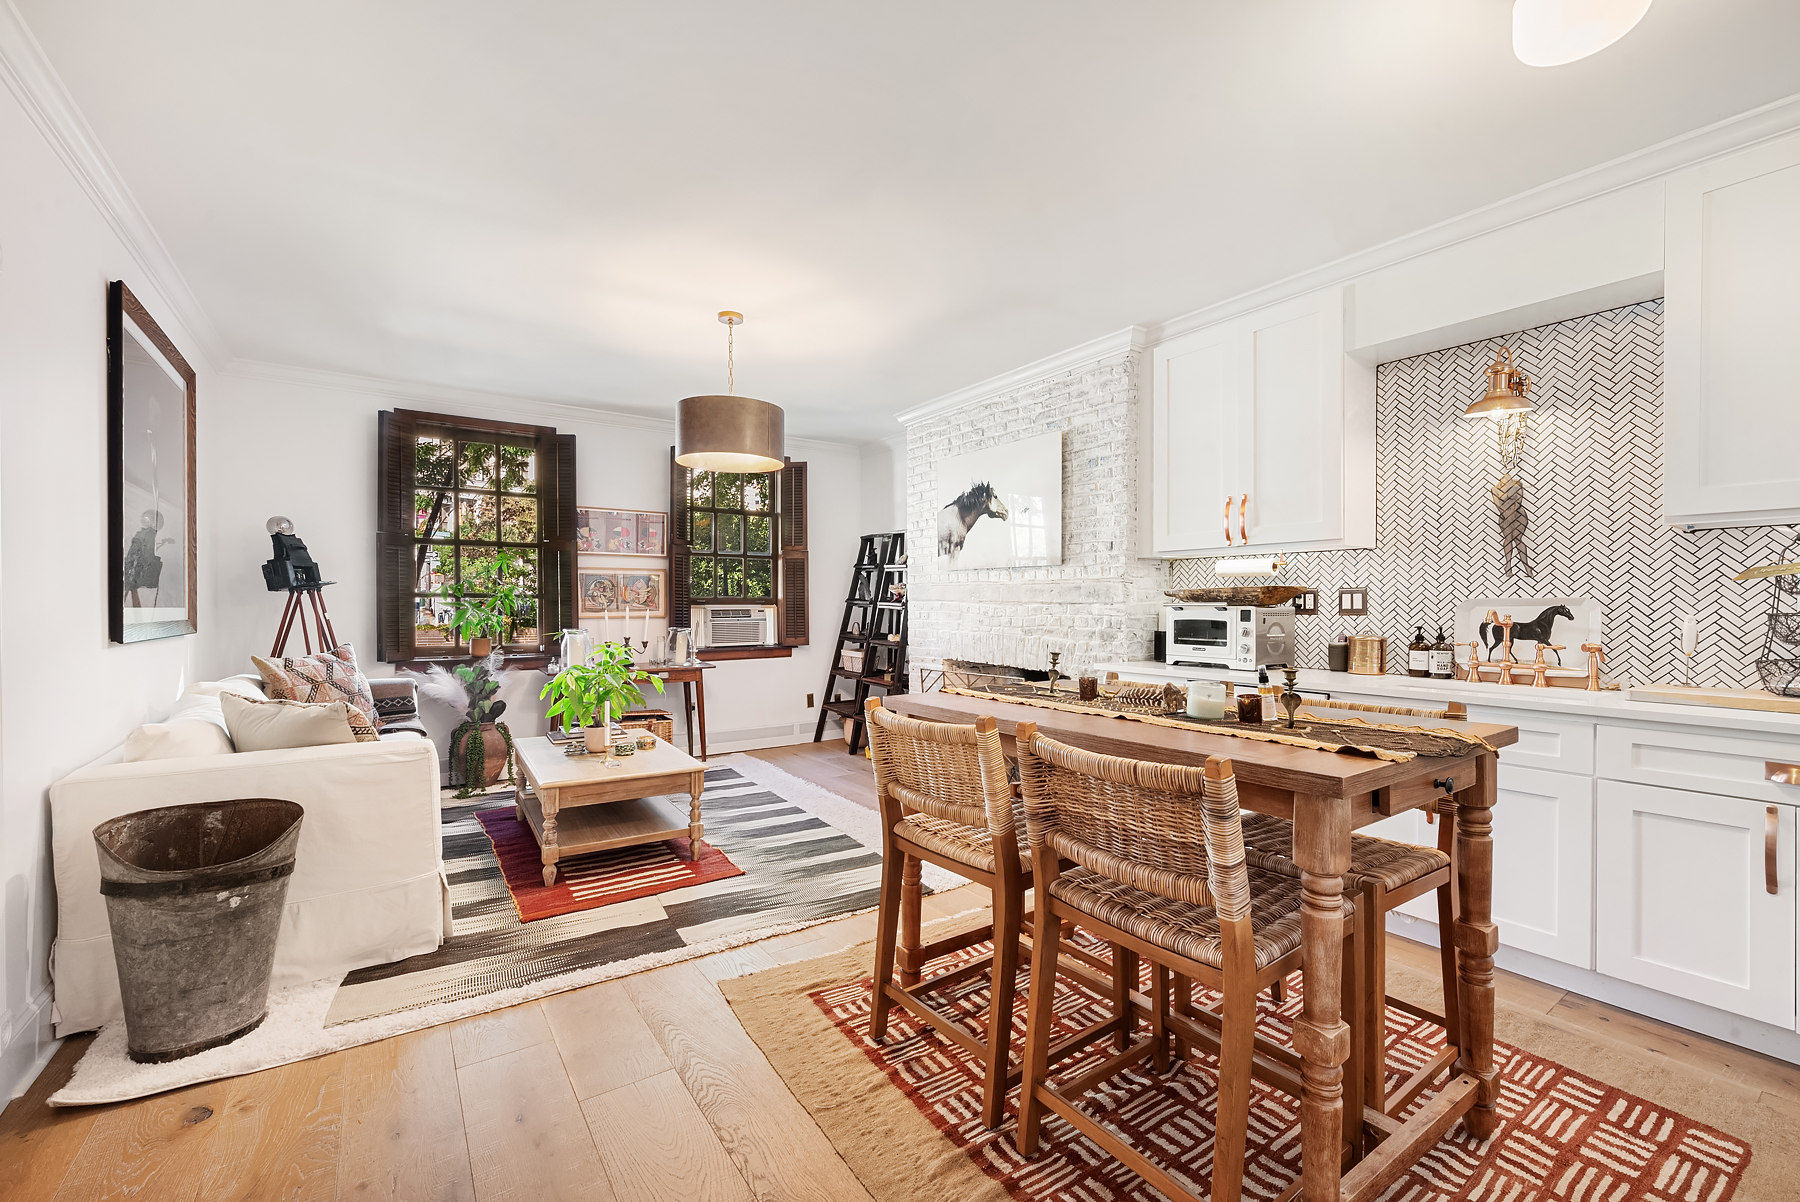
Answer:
1093;660;1800;740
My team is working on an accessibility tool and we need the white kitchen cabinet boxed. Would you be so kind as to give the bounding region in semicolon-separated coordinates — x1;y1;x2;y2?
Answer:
1596;780;1796;1029
1664;130;1800;528
1148;288;1374;556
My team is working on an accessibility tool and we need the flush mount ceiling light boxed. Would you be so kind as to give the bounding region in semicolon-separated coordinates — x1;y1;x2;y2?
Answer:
1513;0;1653;67
675;311;786;473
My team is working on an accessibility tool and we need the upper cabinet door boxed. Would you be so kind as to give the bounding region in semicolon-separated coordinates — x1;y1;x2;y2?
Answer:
1151;321;1240;554
1665;132;1800;528
1237;290;1346;546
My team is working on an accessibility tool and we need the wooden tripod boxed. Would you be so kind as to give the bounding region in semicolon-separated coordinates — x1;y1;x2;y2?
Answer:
271;585;338;657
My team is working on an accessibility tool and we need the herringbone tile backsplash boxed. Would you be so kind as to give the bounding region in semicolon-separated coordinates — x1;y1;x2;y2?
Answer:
1172;300;1798;689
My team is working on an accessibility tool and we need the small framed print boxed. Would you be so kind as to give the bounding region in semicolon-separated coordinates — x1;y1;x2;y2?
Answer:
576;507;667;557
578;569;667;618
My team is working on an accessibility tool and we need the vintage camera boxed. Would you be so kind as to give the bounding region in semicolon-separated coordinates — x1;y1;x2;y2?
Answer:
261;515;325;591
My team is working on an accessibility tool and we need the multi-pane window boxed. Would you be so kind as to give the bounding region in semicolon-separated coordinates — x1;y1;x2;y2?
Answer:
411;429;541;651
685;470;776;603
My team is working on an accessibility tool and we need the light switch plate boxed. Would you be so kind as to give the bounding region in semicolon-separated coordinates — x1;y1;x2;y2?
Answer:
1337;587;1368;616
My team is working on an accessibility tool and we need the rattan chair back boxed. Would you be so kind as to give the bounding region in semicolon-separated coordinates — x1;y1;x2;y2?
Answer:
1017;732;1249;920
865;703;1013;840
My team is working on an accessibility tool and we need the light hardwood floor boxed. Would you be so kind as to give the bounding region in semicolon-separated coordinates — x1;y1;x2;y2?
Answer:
4;741;1797;1200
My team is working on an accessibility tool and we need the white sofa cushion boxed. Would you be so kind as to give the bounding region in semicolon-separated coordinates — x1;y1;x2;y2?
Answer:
121;692;234;762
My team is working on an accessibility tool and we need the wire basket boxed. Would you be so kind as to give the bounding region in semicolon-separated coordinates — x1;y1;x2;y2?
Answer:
1770;613;1800;646
1757;656;1800;697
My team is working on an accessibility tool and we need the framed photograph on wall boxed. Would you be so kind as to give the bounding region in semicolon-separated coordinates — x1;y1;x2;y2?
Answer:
108;281;197;643
578;569;668;617
576;507;667;557
934;429;1062;570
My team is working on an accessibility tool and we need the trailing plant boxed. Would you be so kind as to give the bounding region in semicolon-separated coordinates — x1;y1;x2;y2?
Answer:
452;717;515;799
407;659;517;798
540;640;665;733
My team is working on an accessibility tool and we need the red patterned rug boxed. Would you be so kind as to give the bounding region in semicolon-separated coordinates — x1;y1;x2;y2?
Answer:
810;937;1752;1201
474;800;745;922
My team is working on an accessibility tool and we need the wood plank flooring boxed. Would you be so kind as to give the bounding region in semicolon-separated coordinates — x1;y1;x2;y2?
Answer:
5;741;1798;1200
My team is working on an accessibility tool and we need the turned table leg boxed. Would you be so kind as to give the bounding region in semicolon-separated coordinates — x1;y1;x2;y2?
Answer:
1454;752;1501;1140
541;792;561;887
688;771;705;861
1292;792;1353;1202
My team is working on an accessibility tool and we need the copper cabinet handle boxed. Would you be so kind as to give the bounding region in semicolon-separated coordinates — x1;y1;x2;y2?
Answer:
1769;761;1800;786
1224;495;1234;546
1239;493;1249;544
1767;806;1780;896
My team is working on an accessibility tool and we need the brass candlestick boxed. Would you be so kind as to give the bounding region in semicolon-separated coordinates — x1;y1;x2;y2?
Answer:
1280;667;1302;728
1045;651;1062;696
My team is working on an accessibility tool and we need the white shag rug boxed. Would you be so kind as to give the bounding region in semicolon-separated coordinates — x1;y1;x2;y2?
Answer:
49;752;969;1106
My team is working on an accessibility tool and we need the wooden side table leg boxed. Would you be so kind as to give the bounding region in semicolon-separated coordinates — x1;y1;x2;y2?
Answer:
688;772;705;861
1455;753;1501;1140
541;793;561;888
899;853;922;987
683;680;697;757
695;675;709;761
1292;792;1352;1202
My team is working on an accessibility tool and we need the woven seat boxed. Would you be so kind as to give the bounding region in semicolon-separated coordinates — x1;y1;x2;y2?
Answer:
895;807;1029;874
1238;812;1450;892
1047;865;1347;971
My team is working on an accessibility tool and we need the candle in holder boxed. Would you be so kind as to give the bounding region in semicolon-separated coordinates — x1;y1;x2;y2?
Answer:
1236;691;1263;724
1078;676;1098;702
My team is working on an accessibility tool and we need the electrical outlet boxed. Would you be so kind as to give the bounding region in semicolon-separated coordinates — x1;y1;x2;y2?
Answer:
806;693;815;708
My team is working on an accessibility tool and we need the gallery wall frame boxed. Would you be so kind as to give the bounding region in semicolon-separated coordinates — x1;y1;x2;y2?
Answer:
108;280;197;643
578;568;668;618
576;507;667;557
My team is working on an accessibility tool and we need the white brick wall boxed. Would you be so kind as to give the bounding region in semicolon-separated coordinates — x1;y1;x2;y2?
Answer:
904;351;1168;677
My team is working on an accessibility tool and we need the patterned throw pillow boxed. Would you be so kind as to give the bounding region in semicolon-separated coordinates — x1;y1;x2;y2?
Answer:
252;644;382;729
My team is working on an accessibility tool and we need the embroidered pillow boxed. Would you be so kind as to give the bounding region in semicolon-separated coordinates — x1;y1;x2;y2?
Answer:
252;644;381;729
221;693;380;751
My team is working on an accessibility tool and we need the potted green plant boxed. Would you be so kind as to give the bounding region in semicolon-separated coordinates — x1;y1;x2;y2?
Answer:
450;549;531;658
540;641;665;753
446;661;515;797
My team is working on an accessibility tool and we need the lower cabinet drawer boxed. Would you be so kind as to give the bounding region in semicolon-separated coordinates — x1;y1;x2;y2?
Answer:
1468;706;1595;774
1597;723;1800;804
1595;780;1797;1028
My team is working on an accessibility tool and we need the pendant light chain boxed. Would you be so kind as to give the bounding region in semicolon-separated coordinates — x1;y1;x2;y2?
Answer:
727;319;734;396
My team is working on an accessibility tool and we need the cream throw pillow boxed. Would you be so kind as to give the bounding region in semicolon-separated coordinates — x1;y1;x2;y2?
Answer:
221;693;366;752
123;719;234;761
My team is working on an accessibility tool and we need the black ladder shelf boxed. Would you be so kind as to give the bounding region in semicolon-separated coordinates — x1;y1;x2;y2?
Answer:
812;531;907;755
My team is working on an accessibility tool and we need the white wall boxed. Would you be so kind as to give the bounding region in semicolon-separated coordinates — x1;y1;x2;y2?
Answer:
201;369;866;758
858;434;904;536
0;88;208;1098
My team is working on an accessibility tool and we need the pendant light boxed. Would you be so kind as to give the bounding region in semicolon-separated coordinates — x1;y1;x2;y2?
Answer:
1513;0;1653;67
675;311;785;473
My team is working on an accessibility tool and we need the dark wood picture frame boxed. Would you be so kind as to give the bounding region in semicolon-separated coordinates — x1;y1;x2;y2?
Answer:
108;281;197;643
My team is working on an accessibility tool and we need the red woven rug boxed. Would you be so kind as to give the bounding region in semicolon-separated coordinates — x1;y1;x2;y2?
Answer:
475;802;745;922
811;938;1752;1201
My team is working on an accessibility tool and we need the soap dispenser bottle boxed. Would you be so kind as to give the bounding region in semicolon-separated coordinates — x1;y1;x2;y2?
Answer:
1430;625;1455;679
1407;625;1431;678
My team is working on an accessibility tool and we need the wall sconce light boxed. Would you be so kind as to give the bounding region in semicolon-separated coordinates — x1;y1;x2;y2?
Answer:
1513;0;1653;68
1465;345;1536;579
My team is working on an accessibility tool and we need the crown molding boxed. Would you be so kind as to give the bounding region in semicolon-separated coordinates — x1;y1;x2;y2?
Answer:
0;1;229;370
1142;90;1800;348
222;358;862;453
895;325;1147;427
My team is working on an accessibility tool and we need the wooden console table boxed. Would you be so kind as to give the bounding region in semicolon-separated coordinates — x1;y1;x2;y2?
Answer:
514;735;707;886
887;691;1519;1202
636;661;715;760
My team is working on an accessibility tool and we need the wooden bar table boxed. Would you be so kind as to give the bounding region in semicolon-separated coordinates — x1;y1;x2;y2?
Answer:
887;691;1518;1202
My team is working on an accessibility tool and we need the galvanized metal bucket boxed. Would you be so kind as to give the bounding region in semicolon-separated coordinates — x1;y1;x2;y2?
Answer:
93;799;304;1063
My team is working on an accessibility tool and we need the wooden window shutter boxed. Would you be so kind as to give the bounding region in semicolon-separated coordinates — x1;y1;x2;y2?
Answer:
537;431;579;643
376;409;419;662
669;447;693;629
777;459;808;646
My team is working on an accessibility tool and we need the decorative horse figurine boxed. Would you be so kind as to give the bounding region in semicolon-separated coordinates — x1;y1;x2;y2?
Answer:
937;481;1009;563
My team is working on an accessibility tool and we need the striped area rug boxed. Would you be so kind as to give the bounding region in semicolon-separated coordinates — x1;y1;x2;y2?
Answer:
811;936;1754;1202
472;807;745;921
322;761;892;1026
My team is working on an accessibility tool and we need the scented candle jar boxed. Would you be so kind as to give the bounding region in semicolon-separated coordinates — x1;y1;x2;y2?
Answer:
1186;681;1226;720
1236;692;1263;724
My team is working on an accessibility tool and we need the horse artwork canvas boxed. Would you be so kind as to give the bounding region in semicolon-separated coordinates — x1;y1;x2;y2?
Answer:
934;430;1062;570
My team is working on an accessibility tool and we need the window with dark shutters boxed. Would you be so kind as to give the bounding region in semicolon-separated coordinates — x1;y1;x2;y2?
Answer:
670;449;806;648
376;409;576;664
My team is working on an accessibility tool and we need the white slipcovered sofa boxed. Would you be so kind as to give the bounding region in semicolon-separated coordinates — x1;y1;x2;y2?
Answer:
47;676;449;1036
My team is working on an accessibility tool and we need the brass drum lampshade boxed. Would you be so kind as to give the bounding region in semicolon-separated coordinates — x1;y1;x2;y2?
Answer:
675;311;786;472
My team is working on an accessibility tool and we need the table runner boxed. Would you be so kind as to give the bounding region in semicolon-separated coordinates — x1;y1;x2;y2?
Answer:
941;684;1494;762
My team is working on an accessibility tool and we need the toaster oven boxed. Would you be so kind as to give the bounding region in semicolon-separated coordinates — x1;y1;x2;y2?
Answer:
1163;603;1292;671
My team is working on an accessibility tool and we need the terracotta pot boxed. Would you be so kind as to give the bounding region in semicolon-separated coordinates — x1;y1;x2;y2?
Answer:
583;725;610;754
470;636;493;658
452;721;509;785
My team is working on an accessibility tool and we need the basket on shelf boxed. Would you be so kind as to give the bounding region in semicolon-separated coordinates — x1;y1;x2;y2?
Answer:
616;708;675;743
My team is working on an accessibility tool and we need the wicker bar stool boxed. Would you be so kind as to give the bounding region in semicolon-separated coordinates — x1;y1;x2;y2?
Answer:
1015;725;1360;1202
1236;803;1461;1121
864;696;1038;1129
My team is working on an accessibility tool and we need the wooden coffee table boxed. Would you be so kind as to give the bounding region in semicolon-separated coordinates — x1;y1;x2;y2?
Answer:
513;735;708;887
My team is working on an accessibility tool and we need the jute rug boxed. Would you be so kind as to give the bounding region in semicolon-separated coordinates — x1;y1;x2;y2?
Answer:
50;754;945;1106
721;925;1800;1202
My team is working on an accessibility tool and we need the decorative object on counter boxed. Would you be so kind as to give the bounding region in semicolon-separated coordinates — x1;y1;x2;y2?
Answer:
1736;533;1800;696
1077;675;1098;702
1457;595;1598;680
1336;587;1368;616
935;429;1061;569
1430;625;1455;679
1582;642;1607;690
1235;688;1263;724
1348;633;1385;675
539;640;666;759
1162;585;1307;607
1327;633;1350;673
1185;680;1226;720
1680;613;1699;687
610;740;636;757
1279;667;1303;728
635;732;657;751
1465;344;1537;579
1045;650;1062;695
675;311;786;473
1482;605;1574;665
1407;625;1431;677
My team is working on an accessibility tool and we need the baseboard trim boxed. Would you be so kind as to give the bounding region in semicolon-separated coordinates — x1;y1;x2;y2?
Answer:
3;991;59;1101
1390;914;1800;1067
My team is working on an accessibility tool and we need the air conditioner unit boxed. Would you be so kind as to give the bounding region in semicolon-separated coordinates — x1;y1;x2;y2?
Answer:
696;605;777;649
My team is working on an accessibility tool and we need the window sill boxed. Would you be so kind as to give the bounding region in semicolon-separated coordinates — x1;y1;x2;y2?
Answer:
393;653;554;672
698;646;794;662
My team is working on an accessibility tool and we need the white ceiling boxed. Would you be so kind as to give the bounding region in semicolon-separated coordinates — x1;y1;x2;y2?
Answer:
19;1;1800;441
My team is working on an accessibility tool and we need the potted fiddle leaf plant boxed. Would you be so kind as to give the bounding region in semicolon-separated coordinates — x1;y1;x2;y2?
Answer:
540;640;665;753
451;549;531;658
446;660;515;798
